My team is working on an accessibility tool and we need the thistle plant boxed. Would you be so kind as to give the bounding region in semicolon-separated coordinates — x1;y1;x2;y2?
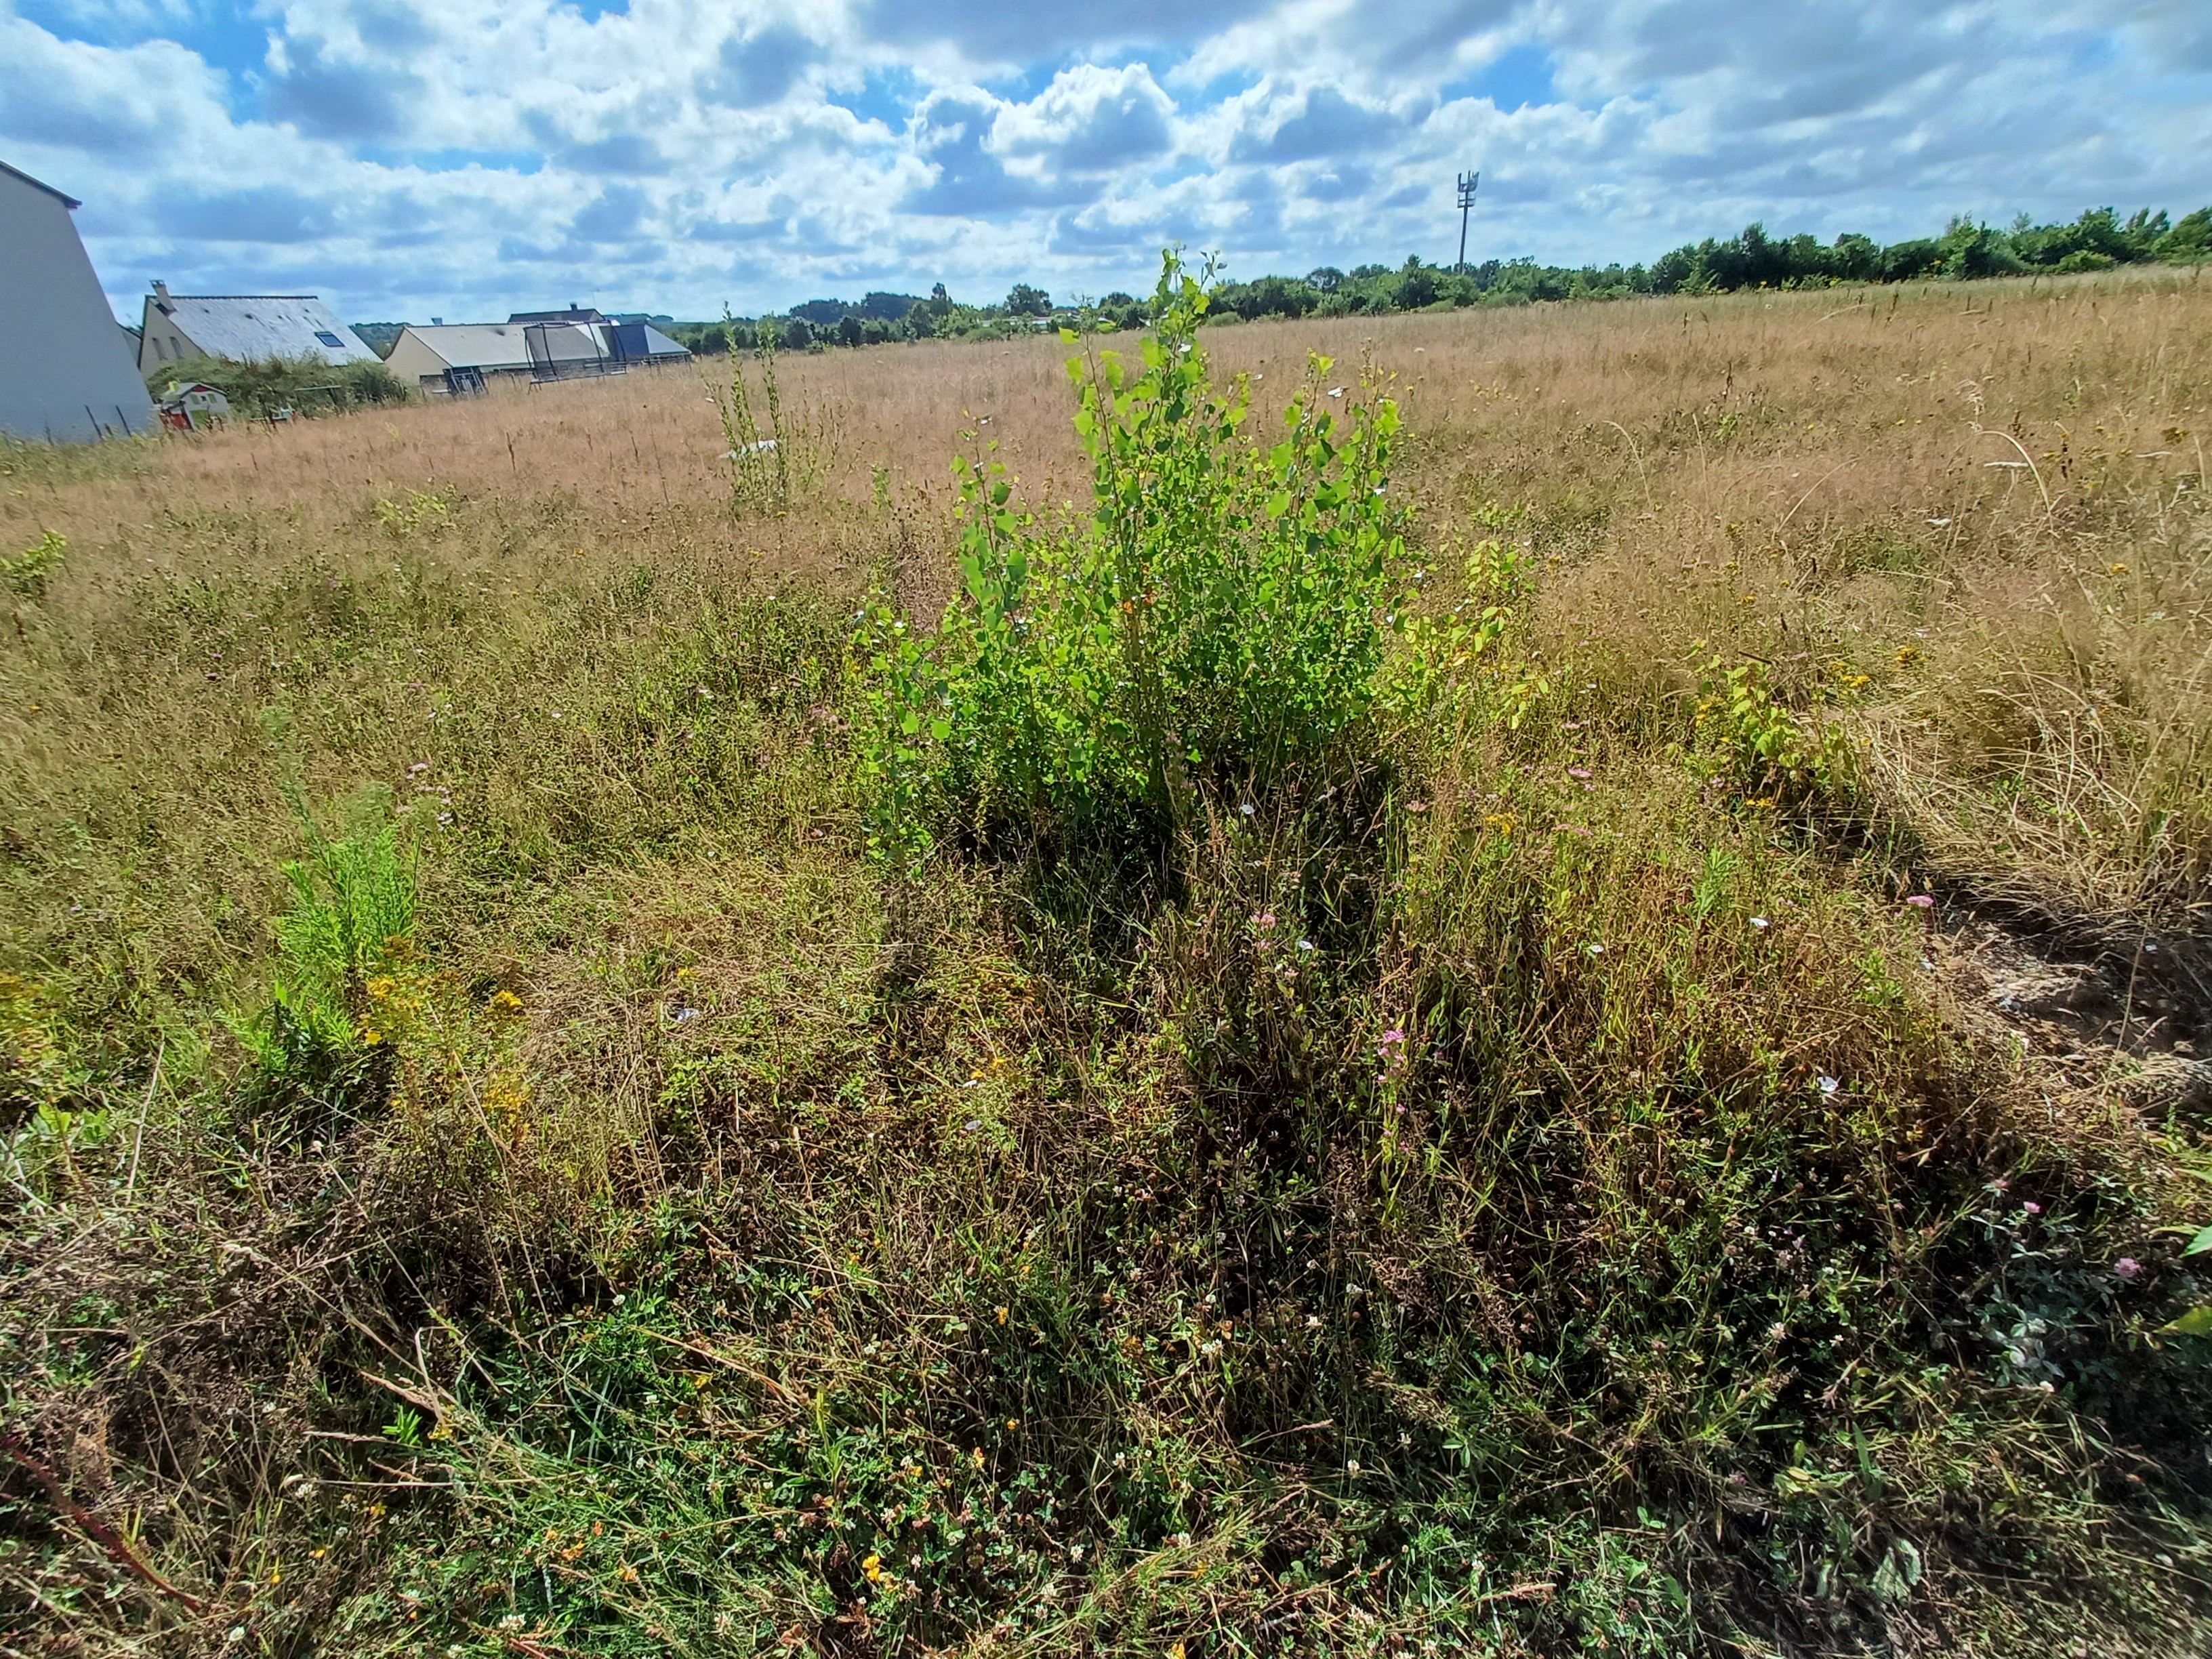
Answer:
712;324;794;514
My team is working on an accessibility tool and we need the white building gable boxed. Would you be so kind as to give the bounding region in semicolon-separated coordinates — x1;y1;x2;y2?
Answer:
0;160;155;444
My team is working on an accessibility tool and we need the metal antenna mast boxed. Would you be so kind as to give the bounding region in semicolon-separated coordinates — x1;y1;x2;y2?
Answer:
1455;170;1481;272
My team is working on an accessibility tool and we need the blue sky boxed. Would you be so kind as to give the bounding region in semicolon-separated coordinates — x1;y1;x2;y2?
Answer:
3;0;2207;323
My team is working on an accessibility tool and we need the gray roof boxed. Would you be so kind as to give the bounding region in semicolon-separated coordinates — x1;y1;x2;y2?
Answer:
150;293;378;366
0;159;79;209
388;323;537;371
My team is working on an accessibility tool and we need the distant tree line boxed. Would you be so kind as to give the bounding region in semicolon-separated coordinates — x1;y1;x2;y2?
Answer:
1208;205;2210;323
661;278;1101;356
642;202;2212;358
351;323;405;358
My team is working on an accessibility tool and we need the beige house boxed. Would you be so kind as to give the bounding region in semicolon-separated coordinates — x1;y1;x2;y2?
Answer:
382;323;542;394
136;285;377;375
0;159;153;443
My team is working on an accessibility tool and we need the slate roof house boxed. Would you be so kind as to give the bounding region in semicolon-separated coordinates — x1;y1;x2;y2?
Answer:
136;285;378;375
0;159;155;443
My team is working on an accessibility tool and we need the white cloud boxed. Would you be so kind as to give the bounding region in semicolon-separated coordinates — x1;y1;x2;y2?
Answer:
991;64;1177;176
0;0;2203;322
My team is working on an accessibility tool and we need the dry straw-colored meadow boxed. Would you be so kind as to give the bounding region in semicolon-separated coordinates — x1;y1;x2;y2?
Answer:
3;264;2210;1657
9;266;2207;965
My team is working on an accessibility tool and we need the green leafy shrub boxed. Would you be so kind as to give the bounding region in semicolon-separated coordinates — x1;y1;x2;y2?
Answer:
148;352;407;417
1689;647;1855;808
1379;533;1545;743
859;251;1406;867
0;531;66;598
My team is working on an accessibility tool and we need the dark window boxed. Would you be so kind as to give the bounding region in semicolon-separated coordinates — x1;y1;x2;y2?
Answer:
314;330;344;348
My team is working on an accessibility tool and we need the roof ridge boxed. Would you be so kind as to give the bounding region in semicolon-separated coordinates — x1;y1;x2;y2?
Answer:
0;158;81;209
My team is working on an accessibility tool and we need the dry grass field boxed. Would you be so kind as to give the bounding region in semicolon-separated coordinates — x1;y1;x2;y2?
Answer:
2;264;2209;1657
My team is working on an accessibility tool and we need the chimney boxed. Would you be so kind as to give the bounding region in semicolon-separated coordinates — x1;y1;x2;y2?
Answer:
152;280;172;312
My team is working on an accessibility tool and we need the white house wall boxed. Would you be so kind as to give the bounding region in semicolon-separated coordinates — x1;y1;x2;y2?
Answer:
137;307;197;376
381;329;453;388
0;165;155;444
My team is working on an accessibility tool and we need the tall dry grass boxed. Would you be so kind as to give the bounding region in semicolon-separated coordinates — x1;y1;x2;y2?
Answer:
14;264;2201;954
45;263;2174;1149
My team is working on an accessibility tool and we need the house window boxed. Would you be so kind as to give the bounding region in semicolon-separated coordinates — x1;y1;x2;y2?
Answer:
150;337;166;361
314;330;344;348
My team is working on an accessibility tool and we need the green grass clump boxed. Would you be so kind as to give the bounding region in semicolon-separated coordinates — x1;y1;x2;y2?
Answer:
0;531;67;600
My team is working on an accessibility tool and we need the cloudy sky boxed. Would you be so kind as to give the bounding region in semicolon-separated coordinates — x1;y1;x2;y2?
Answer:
4;0;2207;324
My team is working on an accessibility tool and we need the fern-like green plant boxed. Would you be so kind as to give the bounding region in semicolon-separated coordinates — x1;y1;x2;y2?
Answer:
273;783;416;1023
232;765;418;1086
